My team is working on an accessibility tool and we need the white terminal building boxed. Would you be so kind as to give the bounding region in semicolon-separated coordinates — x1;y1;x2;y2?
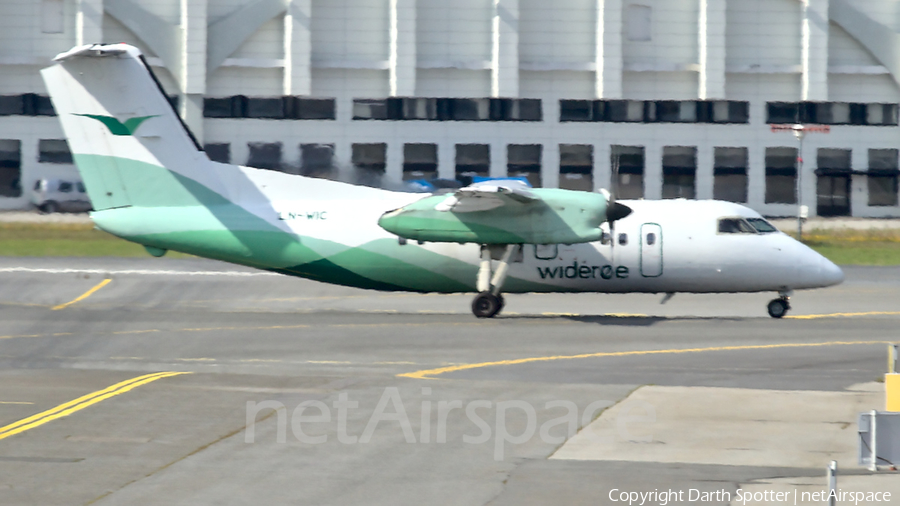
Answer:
0;0;899;217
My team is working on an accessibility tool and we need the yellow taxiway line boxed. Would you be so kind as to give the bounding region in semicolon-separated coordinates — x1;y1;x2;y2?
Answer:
0;371;190;441
51;278;112;310
398;339;892;380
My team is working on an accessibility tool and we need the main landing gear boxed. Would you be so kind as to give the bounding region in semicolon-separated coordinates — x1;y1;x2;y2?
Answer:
471;245;521;318
767;290;792;318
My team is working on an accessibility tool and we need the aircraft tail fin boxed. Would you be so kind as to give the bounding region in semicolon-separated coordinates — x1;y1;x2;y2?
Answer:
40;44;219;211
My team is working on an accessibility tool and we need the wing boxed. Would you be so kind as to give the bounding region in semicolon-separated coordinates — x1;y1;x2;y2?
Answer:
434;180;538;212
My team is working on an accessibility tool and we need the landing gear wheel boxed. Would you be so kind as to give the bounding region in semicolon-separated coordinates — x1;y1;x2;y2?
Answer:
767;298;790;318
472;292;502;318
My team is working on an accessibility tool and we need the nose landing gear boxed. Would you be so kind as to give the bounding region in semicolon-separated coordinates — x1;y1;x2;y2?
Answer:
472;245;519;318
767;291;792;318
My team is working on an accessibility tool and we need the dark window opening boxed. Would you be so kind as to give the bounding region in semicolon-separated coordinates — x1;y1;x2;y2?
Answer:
612;145;644;199
58;181;73;193
507;144;542;188
246;142;283;171
0;95;25;116
246;97;286;119
618;233;628;246
403;143;438;180
646;232;656;246
766;102;800;124
0;139;21;197
294;98;335;120
559;100;593;122
38;139;73;164
352;143;387;187
714;147;748;203
559;144;593;191
204;143;230;163
301;143;335;178
662;146;696;199
765;147;798;204
817;175;851;217
456;144;489;185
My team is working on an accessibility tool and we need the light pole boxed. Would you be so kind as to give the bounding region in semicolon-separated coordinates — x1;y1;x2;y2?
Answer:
792;124;806;241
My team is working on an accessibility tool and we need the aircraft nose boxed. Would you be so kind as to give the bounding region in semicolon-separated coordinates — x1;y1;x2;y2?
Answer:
819;255;844;286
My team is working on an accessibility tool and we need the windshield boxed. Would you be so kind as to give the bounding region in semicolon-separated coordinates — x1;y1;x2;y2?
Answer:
718;217;757;234
747;218;778;233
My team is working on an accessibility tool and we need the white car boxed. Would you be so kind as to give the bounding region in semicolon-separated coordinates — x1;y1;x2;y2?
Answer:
31;178;92;213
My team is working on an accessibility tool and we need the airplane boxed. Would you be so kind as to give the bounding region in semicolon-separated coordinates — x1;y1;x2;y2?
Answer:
40;44;844;319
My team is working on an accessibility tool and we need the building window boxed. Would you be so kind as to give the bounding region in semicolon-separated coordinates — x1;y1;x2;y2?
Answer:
38;139;72;164
765;147;797;204
605;100;645;122
353;99;391;120
713;147;748;203
456;144;490;184
0;140;21;198
662;146;696;199
867;104;899;126
0;96;24;116
559;100;593;122
767;102;898;126
352;143;386;186
611;145;644;199
403;143;438;181
816;149;852;217
301;144;335;178
651;101;697;123
247;142;282;171
710;101;749;123
294;98;336;120
204;143;230;163
204;96;244;118
625;4;652;42
451;98;490;121
353;98;540;122
559;144;593;192
42;0;64;34
507;144;542;188
204;96;335;120
868;149;899;207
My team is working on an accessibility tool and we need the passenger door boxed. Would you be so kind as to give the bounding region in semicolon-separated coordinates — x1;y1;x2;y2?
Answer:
640;223;662;277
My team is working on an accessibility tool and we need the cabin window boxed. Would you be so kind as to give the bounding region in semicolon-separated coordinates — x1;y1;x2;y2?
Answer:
718;218;757;234
747;218;777;233
76;182;86;193
618;233;628;246
58;182;73;193
646;233;656;246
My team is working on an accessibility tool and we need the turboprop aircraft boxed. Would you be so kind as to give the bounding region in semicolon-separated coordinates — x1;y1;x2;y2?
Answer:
40;44;844;319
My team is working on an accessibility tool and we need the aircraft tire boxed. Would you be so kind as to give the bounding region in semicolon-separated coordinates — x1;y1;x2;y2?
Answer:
472;292;502;318
767;298;789;318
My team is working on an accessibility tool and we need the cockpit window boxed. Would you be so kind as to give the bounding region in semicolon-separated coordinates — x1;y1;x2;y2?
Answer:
718;217;757;234
747;218;778;234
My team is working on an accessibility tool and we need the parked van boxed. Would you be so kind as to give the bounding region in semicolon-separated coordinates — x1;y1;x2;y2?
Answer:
31;178;91;213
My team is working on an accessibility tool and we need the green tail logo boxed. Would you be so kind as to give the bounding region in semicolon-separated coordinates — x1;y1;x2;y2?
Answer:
75;114;158;136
